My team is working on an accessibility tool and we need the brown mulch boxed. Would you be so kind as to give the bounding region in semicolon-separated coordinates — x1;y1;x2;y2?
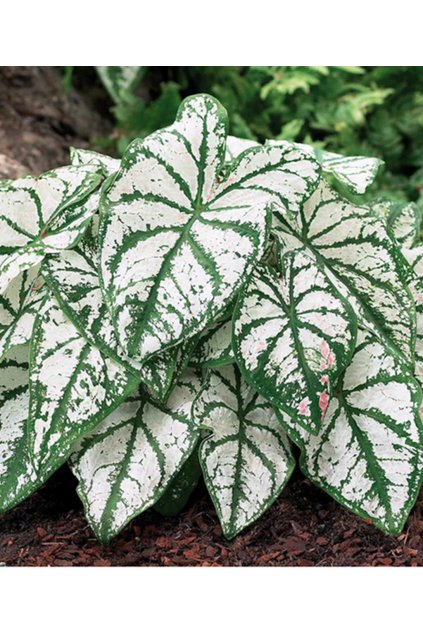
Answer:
1;466;423;566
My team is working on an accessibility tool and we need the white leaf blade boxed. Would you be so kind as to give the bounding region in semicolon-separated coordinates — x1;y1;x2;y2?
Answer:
319;150;383;194
277;181;416;364
214;140;320;215
28;294;138;473
0;165;101;250
193;365;294;539
0;347;51;512
100;94;271;362
279;329;423;533
234;256;356;433
70;370;201;543
0;165;102;290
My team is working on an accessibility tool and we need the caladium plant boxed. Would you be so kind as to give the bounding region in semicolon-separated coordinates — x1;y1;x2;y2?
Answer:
0;94;422;545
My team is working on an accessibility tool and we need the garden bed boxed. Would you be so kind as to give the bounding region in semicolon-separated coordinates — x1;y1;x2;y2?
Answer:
1;466;423;566
1;66;422;567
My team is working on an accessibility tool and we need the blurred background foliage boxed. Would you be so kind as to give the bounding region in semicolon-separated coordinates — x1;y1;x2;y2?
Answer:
68;66;423;207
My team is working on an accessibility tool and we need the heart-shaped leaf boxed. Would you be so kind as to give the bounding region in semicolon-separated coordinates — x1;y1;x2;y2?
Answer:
193;365;295;539
99;95;320;363
274;181;416;364
28;293;138;474
234;255;356;433
70;370;201;543
279;329;423;534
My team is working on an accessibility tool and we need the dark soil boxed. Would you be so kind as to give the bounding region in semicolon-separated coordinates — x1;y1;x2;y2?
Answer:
1;66;423;567
1;466;423;567
0;66;111;177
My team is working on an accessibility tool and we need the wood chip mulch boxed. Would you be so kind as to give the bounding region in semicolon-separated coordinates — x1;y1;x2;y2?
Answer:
1;466;423;567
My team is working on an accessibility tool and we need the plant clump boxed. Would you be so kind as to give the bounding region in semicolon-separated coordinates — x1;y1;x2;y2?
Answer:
0;94;422;544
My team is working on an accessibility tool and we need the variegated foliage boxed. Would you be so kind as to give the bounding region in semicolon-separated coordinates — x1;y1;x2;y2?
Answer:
28;292;139;474
99;95;320;364
70;371;201;543
0;266;46;360
0;165;102;292
193;365;294;538
190;318;234;368
278;329;423;533
96;66;144;105
374;198;422;249
43;246;197;401
0;346;53;511
403;246;423;387
233;257;356;433
272;181;416;364
317;149;383;194
0;93;422;543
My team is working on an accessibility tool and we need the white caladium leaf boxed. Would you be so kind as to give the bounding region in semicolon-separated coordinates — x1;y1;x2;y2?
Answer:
70;147;120;178
100;94;280;363
0;246;46;295
0;165;102;291
213;139;320;214
0;346;52;512
317;149;383;194
234;257;356;433
193;365;295;539
40;191;100;251
100;97;321;364
0;165;101;251
278;329;423;534
96;66;144;104
384;200;421;249
70;370;201;543
274;181;416;364
0;268;46;360
190;318;234;368
43;247;197;401
225;136;260;163
28;293;139;474
403;246;423;387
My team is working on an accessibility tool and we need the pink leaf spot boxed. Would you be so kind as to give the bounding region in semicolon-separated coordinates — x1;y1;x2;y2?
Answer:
321;340;330;359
